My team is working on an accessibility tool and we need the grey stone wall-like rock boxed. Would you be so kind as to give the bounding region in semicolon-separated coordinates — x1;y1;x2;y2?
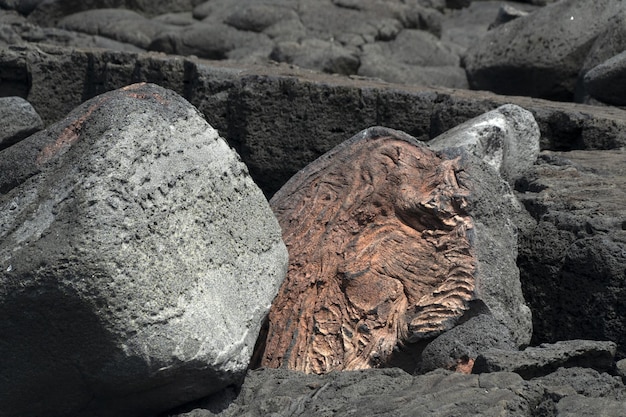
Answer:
2;44;625;197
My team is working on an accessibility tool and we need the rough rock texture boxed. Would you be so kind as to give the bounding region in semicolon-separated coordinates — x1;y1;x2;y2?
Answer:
253;126;531;374
3;44;626;197
0;95;43;149
516;150;626;358
418;313;517;373
584;51;626;106
473;340;618;379
464;0;625;101
168;365;626;417
0;83;288;417
358;29;468;88
0;10;145;51
428;104;540;184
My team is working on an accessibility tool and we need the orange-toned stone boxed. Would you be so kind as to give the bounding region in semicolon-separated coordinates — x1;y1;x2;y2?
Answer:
255;128;477;374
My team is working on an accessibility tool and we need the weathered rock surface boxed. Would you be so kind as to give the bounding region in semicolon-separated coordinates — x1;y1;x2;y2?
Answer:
253;126;531;374
584;51;626;106
27;0;206;24
0;96;43;149
168;365;626;417
0;9;145;51
0;83;288;417
464;0;625;101
428;103;540;184
418;313;517;373
516;150;626;358
3;44;626;198
473;340;618;379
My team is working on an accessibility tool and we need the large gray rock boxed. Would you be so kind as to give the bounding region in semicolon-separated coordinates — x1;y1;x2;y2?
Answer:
464;0;625;100
583;51;626;106
57;8;175;49
428;104;540;184
0;96;43;150
0;83;288;417
473;340;617;379
516;150;626;358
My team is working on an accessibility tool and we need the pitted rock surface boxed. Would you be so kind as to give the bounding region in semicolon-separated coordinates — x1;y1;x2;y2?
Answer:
428;103;540;184
254;126;531;374
0;83;288;417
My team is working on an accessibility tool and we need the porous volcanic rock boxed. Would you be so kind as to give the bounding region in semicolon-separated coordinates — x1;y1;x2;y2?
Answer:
516;150;626;358
473;340;618;379
583;51;626;106
253;126;531;374
464;0;625;101
0;96;43;149
428;104;540;184
0;83;288;417
27;0;206;24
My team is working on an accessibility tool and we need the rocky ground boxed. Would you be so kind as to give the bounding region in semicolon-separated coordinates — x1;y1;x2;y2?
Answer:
1;0;626;416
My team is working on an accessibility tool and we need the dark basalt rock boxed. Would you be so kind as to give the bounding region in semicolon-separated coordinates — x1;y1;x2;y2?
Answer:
0;96;43;150
516;150;626;358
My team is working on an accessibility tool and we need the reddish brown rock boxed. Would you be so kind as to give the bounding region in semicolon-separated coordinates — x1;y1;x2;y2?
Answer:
255;127;480;374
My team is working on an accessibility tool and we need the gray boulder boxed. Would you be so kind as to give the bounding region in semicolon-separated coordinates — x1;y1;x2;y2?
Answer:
464;0;625;100
0;96;43;150
223;3;298;33
577;10;626;101
488;4;529;30
583;51;626;106
58;8;175;49
428;104;540;184
3;43;626;198
270;38;360;75
149;22;273;62
0;83;288;417
473;340;617;379
440;1;539;53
